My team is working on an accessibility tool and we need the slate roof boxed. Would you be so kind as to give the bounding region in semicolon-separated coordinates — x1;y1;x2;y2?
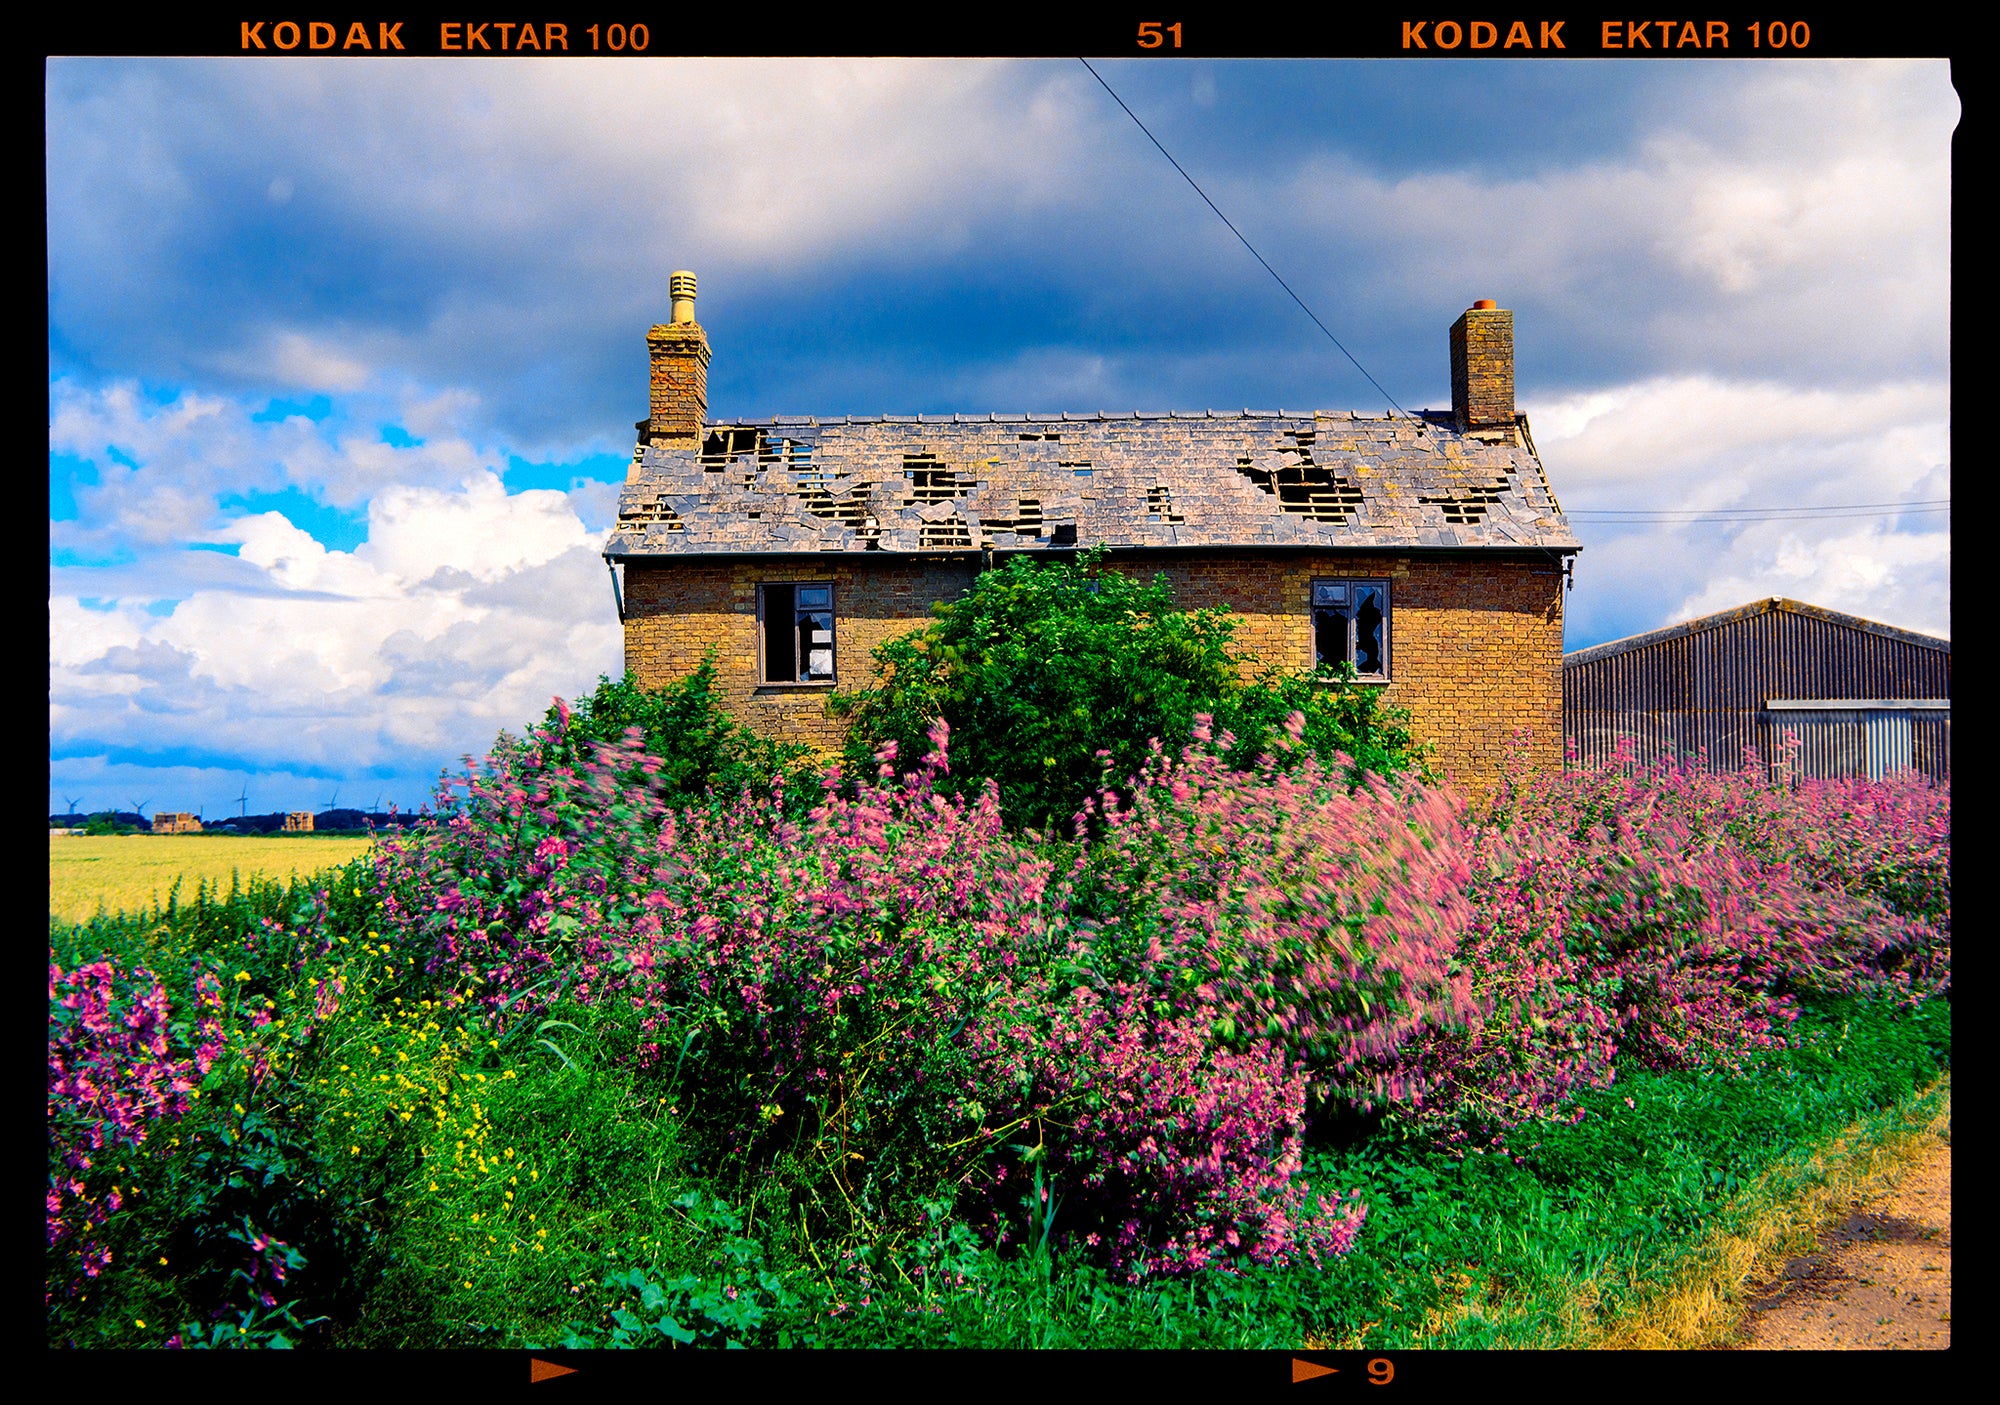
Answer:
605;409;1580;559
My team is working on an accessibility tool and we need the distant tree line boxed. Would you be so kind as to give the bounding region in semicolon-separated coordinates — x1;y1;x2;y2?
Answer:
48;810;424;835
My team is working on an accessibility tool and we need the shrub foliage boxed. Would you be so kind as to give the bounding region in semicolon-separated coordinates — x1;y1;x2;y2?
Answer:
828;548;1426;827
532;657;817;810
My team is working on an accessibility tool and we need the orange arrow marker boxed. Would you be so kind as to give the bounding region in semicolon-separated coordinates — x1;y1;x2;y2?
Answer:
1291;1359;1339;1383
530;1359;578;1383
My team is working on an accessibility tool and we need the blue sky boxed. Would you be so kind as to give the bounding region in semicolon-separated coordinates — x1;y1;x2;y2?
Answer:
47;57;1955;817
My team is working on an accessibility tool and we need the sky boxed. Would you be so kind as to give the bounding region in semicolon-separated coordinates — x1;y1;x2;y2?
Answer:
47;56;1955;819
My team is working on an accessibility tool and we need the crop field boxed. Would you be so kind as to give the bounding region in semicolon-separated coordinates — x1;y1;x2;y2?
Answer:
48;834;376;924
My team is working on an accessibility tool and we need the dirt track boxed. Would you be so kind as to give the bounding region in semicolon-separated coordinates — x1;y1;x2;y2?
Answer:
1729;1134;1951;1349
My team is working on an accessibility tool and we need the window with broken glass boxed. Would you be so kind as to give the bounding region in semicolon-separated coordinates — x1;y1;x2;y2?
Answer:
1311;578;1389;680
759;582;837;683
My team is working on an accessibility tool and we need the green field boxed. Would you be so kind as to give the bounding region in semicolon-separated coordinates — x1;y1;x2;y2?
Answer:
48;834;376;924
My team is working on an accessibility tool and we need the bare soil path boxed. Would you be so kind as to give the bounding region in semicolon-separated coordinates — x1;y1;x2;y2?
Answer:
1728;1131;1950;1349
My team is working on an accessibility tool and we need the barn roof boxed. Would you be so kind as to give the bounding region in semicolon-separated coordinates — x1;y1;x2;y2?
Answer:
1565;597;1950;667
604;409;1580;559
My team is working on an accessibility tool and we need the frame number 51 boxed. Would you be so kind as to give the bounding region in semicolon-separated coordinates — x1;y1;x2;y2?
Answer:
1137;20;1182;47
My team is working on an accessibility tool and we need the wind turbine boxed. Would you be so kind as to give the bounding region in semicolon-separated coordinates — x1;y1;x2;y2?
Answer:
237;782;249;817
324;785;341;814
129;797;151;822
62;794;83;819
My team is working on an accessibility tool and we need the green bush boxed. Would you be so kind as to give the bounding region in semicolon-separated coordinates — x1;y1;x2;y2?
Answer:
533;656;817;810
829;548;1427;828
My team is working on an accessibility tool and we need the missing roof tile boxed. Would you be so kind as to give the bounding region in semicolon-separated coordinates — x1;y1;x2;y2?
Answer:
1420;480;1510;525
1232;454;1365;523
700;427;761;471
621;507;683;531
800;490;867;529
1145;486;1185;525
905;453;972;502
980;497;1045;542
919;519;973;549
618;494;685;531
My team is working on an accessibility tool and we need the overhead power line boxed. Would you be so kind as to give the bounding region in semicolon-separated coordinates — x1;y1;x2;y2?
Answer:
1079;59;1413;420
1568;499;1949;524
1076;58;1946;530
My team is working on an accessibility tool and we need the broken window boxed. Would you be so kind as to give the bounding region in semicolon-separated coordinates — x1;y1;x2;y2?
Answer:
759;582;837;683
1312;578;1389;680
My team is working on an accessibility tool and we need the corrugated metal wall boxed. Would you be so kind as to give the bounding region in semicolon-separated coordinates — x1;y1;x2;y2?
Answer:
1565;606;1950;783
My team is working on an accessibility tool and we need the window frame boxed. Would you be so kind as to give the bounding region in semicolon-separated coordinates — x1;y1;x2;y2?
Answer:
757;579;839;686
1309;576;1391;682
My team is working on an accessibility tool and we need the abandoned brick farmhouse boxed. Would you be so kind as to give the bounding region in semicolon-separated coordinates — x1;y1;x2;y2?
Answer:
605;274;1581;791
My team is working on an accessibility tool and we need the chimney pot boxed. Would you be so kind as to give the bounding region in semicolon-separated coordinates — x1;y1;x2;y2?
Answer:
1472;298;1497;310
669;270;698;325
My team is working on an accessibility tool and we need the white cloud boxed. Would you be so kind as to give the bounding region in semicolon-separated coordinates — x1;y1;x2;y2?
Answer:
1531;372;1949;650
1527;374;1950;504
1259;61;1952;385
1673;524;1951;640
48;596;146;671
220;330;373;392
50;378;506;524
224;513;389;596
52;459;621;798
360;471;598;583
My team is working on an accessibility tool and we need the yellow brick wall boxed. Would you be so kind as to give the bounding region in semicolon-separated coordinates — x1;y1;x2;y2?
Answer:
622;551;1564;790
1116;552;1564;792
623;557;979;751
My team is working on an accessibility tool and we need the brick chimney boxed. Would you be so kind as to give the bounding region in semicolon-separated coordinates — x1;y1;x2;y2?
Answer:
646;270;710;450
1449;299;1514;433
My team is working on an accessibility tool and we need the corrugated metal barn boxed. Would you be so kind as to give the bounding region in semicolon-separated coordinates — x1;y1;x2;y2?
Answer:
1564;598;1950;783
